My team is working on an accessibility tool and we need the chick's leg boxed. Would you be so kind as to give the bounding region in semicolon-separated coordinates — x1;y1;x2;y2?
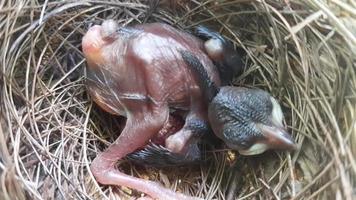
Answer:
165;104;210;156
90;106;200;200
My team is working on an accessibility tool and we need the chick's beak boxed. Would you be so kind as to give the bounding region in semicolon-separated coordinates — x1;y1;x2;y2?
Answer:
258;124;298;151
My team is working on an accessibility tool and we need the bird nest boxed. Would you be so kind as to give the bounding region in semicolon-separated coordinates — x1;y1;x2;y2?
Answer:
1;0;355;199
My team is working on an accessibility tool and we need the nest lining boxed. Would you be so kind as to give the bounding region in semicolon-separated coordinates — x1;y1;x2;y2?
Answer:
1;1;355;200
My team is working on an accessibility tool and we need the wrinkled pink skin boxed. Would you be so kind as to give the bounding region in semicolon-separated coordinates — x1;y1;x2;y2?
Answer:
82;22;220;200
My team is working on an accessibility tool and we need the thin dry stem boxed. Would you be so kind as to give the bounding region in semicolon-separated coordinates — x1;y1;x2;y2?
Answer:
0;0;355;200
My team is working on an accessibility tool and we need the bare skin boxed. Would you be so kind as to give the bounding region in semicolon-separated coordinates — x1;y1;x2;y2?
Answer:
82;20;219;200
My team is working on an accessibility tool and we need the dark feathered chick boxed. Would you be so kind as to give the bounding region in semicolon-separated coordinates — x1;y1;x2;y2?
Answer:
180;50;297;155
209;87;296;155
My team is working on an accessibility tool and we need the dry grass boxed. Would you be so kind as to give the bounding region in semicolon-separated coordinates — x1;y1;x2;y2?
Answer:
1;0;355;199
